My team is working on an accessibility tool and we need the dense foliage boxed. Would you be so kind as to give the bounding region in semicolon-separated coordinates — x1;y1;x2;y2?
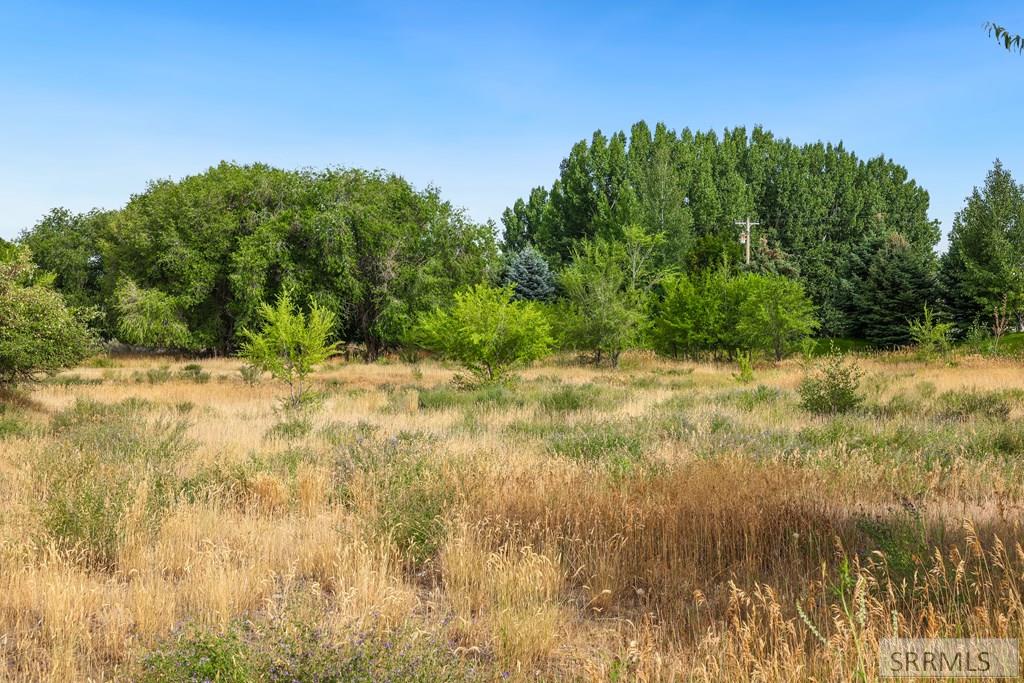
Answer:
502;245;555;301
503;122;940;336
652;269;817;360
14;139;1024;365
0;247;95;386
940;160;1024;332
20;163;496;357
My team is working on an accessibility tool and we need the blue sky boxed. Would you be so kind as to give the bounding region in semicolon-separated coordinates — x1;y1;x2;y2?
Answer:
2;1;1023;248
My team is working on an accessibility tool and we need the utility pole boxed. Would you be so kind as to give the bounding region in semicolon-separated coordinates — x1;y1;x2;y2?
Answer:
735;217;760;265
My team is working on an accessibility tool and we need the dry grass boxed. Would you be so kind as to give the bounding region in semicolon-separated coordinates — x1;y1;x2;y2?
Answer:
0;352;1023;681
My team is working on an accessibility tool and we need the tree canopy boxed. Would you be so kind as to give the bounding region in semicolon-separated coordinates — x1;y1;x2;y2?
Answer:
21;163;498;357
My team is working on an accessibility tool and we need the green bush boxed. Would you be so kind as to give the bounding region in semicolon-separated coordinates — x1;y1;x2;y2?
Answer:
732;350;755;384
178;362;210;383
0;246;96;386
238;363;262;386
411;284;552;384
799;353;864;415
140;629;252;683
734;385;781;410
652;270;817;361
908;305;953;359
538;383;606;413
140;619;481;683
133;365;172;384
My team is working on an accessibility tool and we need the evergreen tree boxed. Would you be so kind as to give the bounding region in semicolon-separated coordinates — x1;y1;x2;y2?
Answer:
850;233;939;348
503;245;555;301
940;160;1024;331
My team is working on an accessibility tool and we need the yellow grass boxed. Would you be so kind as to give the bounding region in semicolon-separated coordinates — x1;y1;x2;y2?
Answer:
0;352;1022;680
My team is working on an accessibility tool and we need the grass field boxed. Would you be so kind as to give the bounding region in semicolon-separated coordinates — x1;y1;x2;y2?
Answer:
1;351;1023;681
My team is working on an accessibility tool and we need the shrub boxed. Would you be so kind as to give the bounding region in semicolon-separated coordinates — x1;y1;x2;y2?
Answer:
538;383;606;413
336;430;453;565
735;385;781;410
799;353;864;415
140;619;481;683
0;246;96;386
134;365;172;384
239;363;263;385
935;389;1014;421
652;270;817;361
735;273;819;361
411;284;552;384
240;287;339;408
178;363;210;383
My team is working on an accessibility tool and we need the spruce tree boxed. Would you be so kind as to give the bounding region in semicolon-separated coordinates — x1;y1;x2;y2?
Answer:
940;160;1024;330
503;245;555;301
851;233;939;348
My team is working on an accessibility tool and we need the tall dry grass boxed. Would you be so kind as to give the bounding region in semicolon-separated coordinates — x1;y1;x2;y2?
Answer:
0;352;1022;680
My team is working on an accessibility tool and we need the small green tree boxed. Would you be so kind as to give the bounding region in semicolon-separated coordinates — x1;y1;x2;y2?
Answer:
558;240;641;366
651;273;701;358
908;305;953;360
239;288;339;407
411;284;552;384
113;279;191;349
735;274;819;361
0;247;95;386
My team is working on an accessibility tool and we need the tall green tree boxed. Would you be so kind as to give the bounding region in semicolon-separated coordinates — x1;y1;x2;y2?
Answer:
18;207;113;326
507;121;938;335
848;233;939;347
940;161;1024;331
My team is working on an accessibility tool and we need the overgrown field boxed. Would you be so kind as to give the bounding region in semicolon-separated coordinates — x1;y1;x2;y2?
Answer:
1;353;1023;681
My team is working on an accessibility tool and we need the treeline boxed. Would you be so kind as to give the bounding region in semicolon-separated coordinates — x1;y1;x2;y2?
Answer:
9;121;1024;369
18;164;497;358
502;122;941;339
